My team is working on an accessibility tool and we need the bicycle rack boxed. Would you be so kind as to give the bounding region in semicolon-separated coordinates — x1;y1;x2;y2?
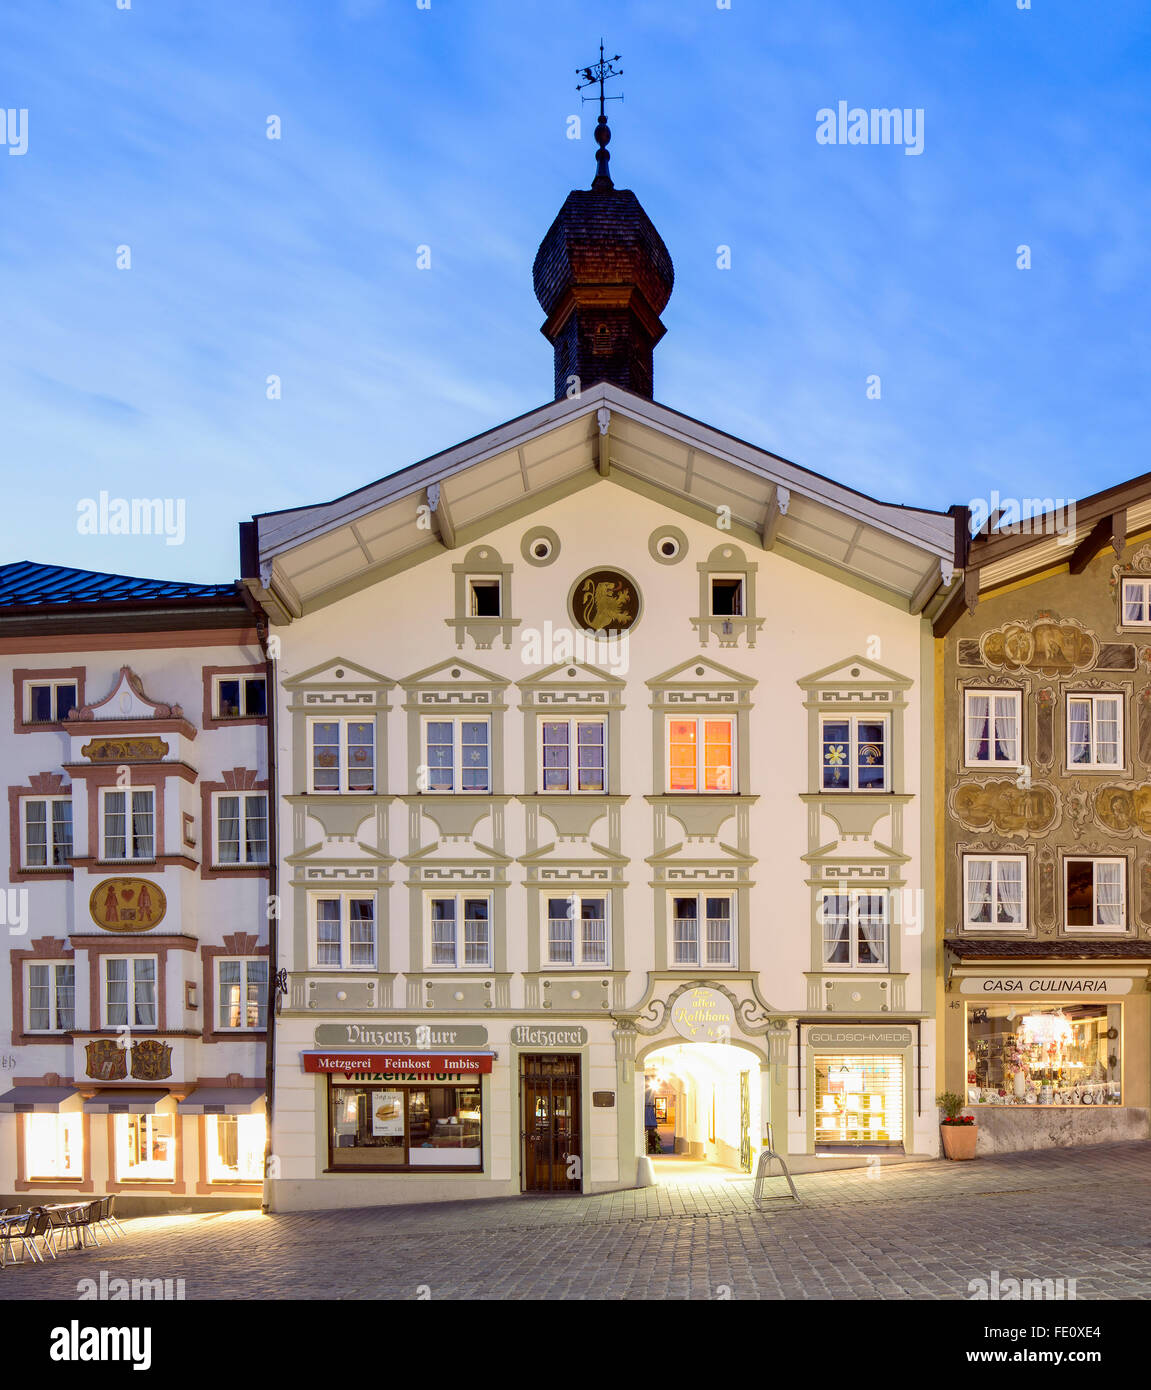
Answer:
752;1148;801;1208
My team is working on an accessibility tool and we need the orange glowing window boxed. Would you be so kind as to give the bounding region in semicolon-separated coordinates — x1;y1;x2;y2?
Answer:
667;717;734;793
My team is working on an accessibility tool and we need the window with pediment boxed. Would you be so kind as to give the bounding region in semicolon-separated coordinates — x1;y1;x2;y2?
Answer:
446;545;520;650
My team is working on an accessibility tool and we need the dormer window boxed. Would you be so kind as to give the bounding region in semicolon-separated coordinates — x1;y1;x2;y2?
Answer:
709;576;744;617
467;577;502;618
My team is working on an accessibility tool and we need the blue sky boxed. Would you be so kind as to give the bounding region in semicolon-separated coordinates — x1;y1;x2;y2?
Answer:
2;0;1149;581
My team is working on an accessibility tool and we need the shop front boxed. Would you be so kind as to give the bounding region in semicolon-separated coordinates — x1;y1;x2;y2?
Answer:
804;1025;918;1156
945;948;1151;1153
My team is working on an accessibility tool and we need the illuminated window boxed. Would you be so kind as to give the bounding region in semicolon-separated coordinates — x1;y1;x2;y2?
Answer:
25;1113;82;1179
821;716;887;791
667;717;734;793
206;1114;265;1182
329;1081;483;1171
115;1113;175;1180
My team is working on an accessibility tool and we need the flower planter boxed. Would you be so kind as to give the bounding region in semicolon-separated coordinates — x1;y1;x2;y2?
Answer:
940;1123;978;1160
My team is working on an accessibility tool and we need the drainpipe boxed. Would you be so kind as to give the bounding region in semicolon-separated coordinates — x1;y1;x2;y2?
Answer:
238;572;277;1215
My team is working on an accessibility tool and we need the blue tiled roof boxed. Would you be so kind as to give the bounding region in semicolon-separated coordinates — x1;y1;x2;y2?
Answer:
0;562;237;608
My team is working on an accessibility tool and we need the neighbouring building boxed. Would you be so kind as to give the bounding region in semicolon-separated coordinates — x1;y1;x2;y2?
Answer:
247;120;962;1210
935;482;1151;1152
0;561;272;1212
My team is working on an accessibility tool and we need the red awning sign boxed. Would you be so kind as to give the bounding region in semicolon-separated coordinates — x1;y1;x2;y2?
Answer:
302;1052;494;1075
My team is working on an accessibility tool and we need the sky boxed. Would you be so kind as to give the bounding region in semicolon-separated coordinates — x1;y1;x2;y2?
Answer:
1;0;1149;582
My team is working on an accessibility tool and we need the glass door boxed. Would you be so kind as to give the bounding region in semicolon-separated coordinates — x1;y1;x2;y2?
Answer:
520;1053;582;1193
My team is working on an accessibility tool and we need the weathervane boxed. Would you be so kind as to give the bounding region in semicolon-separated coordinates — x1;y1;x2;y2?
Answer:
576;40;623;190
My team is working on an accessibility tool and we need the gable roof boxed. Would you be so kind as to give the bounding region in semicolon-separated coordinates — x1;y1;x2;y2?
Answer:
247;384;960;624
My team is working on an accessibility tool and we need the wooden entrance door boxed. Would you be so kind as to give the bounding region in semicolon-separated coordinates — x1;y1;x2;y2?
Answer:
520;1053;581;1193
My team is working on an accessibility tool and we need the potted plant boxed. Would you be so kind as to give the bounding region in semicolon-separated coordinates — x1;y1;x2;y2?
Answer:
936;1091;978;1160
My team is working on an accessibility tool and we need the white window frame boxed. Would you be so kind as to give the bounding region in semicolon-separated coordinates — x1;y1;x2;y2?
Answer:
310;893;377;970
421;716;492;794
669;893;735;968
963;689;1022;767
100;786;156;862
962;854;1027;932
25;960;75;1033
23;678;78;724
1121;577;1151;626
708;573;745;618
1064;857;1127;933
466;575;503;618
665;715;736;794
102;955;159;1029
544;893;610;967
425;893;493;969
538;717;607;794
20;795;73;868
818;891;890;969
820;714;889;793
213;673;267;719
307;716;376;794
216;957;269;1030
1066;693;1123;770
212;791;269;866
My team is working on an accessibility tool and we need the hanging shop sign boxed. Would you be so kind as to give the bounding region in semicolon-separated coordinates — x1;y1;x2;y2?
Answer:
511;1025;588;1048
314;1023;488;1048
302;1051;494;1076
89;878;166;931
957;976;1134;996
808;1027;913;1049
670;987;736;1042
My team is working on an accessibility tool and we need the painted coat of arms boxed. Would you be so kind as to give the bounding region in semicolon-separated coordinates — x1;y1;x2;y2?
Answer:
130;1039;173;1081
85;1039;128;1080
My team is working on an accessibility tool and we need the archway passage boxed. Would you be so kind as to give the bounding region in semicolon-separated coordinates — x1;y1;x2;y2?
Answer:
643;1042;761;1185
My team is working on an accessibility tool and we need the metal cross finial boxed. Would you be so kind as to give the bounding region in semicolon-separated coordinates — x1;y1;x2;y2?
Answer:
576;40;623;123
576;41;623;189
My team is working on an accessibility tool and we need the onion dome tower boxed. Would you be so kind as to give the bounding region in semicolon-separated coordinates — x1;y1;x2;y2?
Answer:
532;45;674;401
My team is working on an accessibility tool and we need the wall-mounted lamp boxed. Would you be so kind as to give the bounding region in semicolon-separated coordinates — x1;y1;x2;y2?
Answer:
185;982;199;1010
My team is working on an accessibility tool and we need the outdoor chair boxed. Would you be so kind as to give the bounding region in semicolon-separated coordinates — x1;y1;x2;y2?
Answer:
60;1200;101;1252
93;1194;126;1241
0;1207;53;1265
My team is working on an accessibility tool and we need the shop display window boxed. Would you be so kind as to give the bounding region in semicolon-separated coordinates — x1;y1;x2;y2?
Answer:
25;1112;83;1179
813;1055;904;1147
329;1081;483;1171
115;1113;176;1180
207;1114;266;1182
966;1003;1122;1106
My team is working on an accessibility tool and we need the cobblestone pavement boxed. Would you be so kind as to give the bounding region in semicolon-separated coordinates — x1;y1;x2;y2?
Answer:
3;1141;1150;1300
